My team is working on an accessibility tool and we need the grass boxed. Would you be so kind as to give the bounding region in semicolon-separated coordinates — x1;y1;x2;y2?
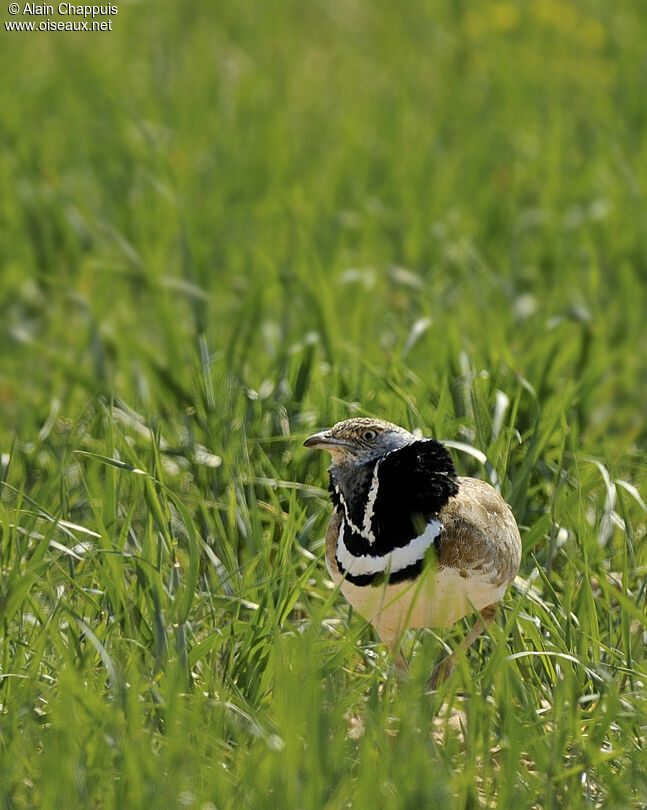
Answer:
1;0;646;807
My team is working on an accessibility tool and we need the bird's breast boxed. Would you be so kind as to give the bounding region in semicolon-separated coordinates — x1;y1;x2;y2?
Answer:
330;512;442;587
333;561;508;636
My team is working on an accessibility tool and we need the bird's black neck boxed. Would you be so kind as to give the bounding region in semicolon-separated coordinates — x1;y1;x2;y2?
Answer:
329;460;375;535
329;439;459;559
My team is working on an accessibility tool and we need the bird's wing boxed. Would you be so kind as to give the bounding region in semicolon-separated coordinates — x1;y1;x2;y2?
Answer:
324;508;343;578
437;477;521;587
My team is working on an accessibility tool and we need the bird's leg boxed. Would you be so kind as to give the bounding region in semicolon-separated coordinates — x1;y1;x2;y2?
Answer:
430;603;498;689
392;648;410;680
381;628;410;680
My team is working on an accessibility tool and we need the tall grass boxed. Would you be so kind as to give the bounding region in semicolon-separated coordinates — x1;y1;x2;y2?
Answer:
1;1;646;807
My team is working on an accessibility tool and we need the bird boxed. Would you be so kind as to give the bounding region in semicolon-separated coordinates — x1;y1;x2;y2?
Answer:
304;417;522;685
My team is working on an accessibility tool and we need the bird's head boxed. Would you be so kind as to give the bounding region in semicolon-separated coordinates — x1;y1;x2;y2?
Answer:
304;417;458;548
304;417;415;471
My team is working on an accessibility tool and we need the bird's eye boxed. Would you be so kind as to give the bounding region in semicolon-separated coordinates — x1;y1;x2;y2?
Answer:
363;430;377;441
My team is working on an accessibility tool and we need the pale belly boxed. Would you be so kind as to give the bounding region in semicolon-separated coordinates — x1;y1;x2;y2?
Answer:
331;564;506;647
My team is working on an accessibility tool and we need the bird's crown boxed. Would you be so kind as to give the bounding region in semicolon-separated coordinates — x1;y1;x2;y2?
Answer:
303;417;414;467
327;417;412;443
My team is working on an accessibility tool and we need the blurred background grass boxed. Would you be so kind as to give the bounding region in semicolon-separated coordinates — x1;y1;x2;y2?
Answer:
1;1;646;808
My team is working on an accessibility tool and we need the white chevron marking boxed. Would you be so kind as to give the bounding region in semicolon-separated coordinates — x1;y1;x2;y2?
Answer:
336;518;442;578
333;484;367;538
361;459;383;544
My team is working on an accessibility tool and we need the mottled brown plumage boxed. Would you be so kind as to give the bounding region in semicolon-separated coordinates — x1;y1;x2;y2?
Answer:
436;478;520;589
306;417;522;684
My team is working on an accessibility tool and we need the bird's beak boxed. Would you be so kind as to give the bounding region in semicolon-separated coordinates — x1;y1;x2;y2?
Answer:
303;430;347;450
